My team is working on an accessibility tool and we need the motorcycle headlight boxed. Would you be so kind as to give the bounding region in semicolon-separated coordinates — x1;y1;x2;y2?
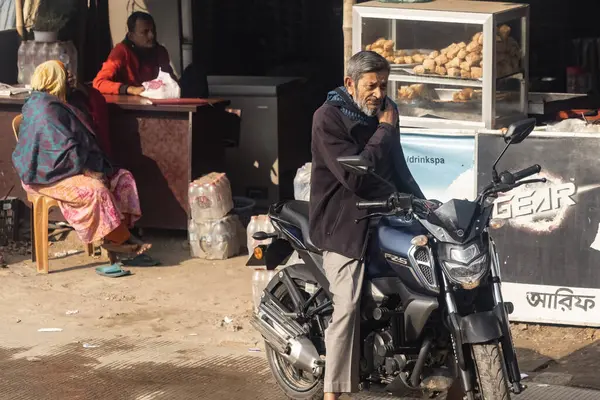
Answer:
449;244;479;264
441;244;489;290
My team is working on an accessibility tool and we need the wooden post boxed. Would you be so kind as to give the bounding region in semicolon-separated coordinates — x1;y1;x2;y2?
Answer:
343;0;356;75
15;0;24;38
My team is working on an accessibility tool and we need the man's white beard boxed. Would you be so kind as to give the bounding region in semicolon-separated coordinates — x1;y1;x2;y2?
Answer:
356;99;377;117
351;90;377;117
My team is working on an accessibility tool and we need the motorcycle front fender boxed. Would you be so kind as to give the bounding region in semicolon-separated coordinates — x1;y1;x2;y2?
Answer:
448;304;504;348
457;307;503;344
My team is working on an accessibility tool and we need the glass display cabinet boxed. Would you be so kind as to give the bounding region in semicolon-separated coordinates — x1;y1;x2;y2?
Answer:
353;0;530;130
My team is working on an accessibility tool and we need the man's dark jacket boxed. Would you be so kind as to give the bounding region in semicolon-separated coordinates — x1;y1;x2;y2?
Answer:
308;88;424;260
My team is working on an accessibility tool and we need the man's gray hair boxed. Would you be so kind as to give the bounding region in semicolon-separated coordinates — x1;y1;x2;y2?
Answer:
346;51;391;83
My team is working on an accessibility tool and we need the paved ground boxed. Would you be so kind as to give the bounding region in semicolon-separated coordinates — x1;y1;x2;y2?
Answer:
1;232;600;399
1;336;600;400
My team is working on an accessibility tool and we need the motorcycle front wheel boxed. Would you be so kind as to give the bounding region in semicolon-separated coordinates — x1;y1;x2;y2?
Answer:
472;342;511;400
264;279;327;400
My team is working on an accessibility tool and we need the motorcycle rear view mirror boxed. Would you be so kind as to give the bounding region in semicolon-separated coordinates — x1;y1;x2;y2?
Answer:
503;118;536;144
337;156;373;176
337;156;397;191
492;118;537;182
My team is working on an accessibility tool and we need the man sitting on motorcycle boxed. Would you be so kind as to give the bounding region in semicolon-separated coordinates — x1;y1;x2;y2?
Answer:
309;50;424;399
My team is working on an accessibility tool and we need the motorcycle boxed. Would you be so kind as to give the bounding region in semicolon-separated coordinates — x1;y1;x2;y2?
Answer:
248;118;541;400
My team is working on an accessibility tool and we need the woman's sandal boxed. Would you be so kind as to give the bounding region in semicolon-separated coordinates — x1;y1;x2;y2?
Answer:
121;253;160;266
102;241;152;256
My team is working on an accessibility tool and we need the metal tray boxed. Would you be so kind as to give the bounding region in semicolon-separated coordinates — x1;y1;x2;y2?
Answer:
389;49;435;68
399;67;483;82
528;92;589;116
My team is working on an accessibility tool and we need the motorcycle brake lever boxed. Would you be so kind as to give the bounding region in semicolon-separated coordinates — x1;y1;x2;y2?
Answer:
488;178;547;196
509;178;546;190
518;178;547;184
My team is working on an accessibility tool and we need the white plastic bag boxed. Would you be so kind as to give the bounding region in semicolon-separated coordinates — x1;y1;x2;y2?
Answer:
293;162;312;201
546;118;600;133
140;68;181;99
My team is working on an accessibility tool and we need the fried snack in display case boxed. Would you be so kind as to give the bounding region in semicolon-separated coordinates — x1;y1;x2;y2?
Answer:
353;0;529;129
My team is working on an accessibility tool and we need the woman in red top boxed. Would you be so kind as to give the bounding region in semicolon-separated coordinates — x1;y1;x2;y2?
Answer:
68;77;113;158
93;12;175;96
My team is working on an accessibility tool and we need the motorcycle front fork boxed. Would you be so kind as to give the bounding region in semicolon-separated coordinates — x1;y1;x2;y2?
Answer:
489;238;524;394
443;240;524;397
442;275;475;399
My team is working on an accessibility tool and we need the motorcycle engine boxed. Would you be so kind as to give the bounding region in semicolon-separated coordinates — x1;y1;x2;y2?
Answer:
363;330;404;375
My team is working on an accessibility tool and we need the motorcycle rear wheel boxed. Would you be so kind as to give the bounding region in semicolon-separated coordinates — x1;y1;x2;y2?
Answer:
472;342;511;400
264;280;326;400
266;344;324;400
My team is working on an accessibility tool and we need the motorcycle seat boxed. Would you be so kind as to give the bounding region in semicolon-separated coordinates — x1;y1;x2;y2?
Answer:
279;201;322;254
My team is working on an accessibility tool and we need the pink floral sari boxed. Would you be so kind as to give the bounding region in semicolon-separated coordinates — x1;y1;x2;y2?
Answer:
23;169;141;243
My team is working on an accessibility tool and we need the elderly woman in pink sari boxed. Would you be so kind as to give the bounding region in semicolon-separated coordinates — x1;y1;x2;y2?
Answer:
12;60;150;256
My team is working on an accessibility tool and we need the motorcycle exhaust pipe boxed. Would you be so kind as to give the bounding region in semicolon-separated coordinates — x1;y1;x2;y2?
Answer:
252;301;324;377
261;299;306;338
250;315;288;354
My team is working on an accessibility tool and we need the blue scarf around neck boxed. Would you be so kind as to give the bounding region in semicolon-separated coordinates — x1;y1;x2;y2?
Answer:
325;86;398;127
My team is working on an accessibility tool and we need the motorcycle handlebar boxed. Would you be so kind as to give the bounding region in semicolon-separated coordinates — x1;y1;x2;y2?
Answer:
356;200;389;210
513;164;541;181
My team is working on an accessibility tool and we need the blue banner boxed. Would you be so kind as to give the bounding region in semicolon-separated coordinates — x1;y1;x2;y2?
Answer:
400;133;476;202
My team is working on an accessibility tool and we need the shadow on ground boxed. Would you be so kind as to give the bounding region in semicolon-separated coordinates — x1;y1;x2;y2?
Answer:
0;339;272;400
517;340;600;390
2;338;600;400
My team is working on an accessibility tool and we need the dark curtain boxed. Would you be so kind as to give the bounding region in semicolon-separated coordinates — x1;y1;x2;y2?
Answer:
192;0;342;84
0;29;19;83
82;0;112;83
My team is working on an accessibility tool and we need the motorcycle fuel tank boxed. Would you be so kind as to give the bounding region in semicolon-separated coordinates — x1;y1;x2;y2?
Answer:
366;216;435;295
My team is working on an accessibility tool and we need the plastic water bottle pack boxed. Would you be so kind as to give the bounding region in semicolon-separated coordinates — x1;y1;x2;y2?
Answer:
191;215;245;260
187;172;243;260
188;172;234;222
17;41;78;85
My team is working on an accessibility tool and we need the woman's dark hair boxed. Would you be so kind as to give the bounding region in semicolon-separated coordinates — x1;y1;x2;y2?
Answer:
127;11;155;32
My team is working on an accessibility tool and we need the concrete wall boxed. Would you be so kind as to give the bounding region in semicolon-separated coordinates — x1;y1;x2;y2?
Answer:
107;0;182;77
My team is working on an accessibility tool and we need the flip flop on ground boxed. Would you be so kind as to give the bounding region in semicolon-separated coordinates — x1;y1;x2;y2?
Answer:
95;264;131;278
